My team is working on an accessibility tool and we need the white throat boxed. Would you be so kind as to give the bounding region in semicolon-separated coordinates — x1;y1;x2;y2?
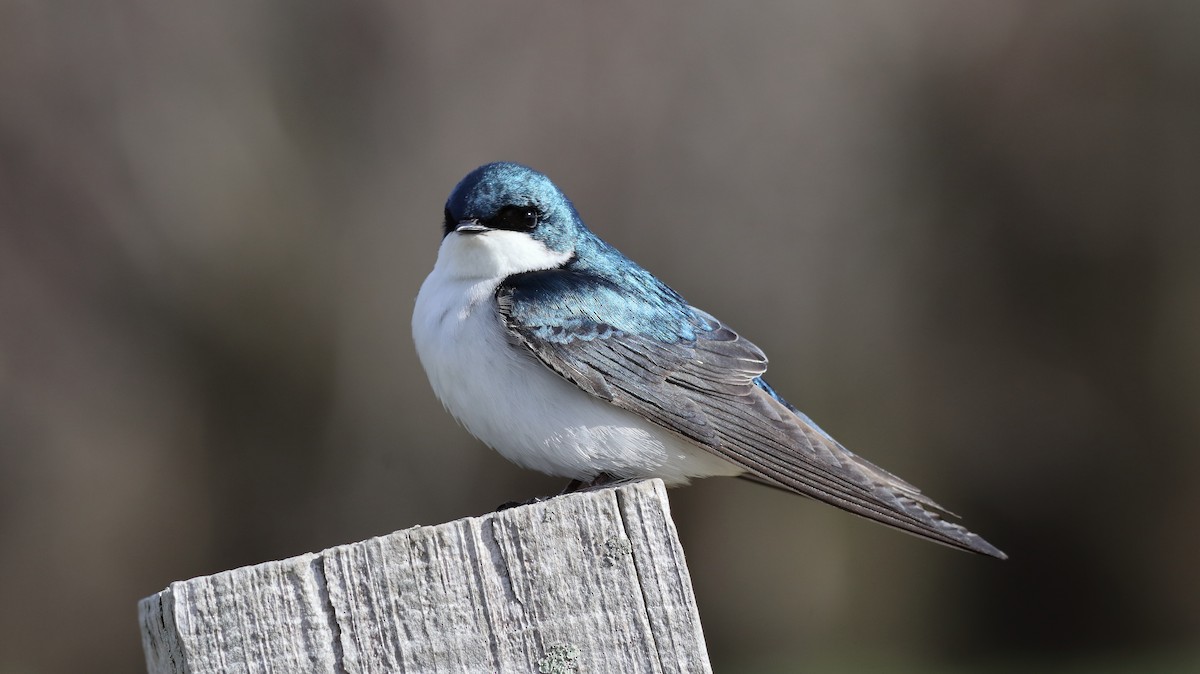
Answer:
431;230;573;281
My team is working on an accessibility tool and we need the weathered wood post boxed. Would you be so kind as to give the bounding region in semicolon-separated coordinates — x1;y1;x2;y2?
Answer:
138;479;712;673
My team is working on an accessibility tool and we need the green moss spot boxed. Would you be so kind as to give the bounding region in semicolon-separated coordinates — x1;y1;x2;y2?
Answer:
538;644;580;673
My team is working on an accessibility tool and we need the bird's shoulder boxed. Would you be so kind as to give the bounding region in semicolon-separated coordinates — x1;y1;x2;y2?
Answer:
494;244;770;405
495;245;705;344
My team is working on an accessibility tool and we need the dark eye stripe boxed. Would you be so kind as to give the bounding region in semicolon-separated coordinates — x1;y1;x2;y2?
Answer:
488;204;539;232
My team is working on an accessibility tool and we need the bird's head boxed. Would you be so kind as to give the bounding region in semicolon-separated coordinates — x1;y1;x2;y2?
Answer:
437;162;585;280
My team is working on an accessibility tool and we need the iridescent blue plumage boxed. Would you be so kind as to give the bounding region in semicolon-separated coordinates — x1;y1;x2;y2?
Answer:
447;162;702;343
419;161;1006;559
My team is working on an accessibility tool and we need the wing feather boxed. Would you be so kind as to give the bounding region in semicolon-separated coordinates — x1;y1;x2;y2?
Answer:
496;278;1005;559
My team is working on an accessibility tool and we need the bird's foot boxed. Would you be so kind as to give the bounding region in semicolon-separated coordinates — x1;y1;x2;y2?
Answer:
494;495;552;512
495;473;626;512
559;472;621;494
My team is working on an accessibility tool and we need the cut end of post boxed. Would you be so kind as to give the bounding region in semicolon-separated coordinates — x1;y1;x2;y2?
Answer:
138;479;711;674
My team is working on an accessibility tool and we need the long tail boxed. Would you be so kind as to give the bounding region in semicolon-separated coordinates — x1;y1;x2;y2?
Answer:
745;378;1007;559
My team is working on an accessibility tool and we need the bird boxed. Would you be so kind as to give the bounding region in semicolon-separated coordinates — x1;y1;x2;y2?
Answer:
412;161;1005;559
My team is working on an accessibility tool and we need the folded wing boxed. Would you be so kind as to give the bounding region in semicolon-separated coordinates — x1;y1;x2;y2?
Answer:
497;271;1005;559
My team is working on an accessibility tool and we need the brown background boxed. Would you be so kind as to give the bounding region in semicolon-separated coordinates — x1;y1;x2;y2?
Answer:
2;2;1198;672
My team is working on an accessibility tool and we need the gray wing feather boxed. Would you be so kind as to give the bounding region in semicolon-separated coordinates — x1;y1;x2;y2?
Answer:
500;298;1006;559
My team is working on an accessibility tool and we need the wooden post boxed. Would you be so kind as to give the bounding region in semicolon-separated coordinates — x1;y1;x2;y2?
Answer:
138;479;712;673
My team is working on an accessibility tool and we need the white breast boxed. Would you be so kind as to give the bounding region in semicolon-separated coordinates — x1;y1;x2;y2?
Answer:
411;231;741;484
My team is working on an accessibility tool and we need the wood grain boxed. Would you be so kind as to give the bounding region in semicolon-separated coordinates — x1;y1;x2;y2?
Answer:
139;479;712;673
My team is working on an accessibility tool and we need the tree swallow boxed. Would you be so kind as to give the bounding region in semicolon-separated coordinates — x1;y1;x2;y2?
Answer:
413;162;1005;559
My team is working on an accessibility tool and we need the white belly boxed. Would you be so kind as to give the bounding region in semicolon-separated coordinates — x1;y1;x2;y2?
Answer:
411;271;741;485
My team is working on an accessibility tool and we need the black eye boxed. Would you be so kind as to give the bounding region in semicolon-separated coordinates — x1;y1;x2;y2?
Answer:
489;204;539;232
442;207;455;237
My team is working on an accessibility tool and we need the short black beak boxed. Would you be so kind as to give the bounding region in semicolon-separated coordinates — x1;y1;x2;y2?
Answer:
455;220;489;234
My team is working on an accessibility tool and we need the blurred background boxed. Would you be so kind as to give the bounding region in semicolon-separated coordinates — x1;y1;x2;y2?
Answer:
2;1;1199;672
